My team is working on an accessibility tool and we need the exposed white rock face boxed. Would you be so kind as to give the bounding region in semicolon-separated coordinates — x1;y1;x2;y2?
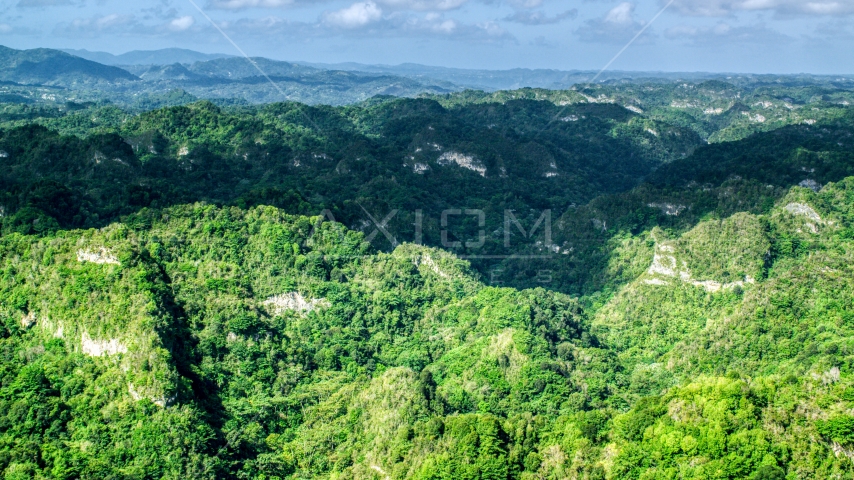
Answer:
81;332;127;357
743;112;766;123
370;465;391;480
412;163;429;174
414;254;449;278
648;203;686;216
704;108;724;115
648;249;678;277
437;152;486;177
128;383;175;408
626;106;644;114
128;384;142;401
803;119;817;125
178;146;190;156
671;101;697;109
785;202;824;233
645;244;755;293
689;278;754;293
799;180;822;192
785;203;822;223
646;128;659;137
0;150;8;158
21;312;36;329
561;115;579;122
77;248;120;265
264;292;329;316
819;367;842;385
831;442;854;462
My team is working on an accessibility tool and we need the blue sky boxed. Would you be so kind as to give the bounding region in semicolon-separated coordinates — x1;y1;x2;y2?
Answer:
1;0;853;73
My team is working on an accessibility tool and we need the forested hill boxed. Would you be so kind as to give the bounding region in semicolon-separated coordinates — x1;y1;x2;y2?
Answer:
3;78;854;478
2;97;854;294
3;177;854;478
0;45;138;86
0;97;702;290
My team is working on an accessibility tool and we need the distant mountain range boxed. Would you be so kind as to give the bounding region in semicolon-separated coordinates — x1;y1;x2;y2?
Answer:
58;47;726;91
0;45;137;86
61;48;235;66
294;62;717;91
4;45;854;107
0;45;461;105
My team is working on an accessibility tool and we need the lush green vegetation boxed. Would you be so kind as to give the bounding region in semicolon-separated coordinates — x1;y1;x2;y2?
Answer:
3;77;854;478
4;179;854;478
3;92;854;295
0;96;707;292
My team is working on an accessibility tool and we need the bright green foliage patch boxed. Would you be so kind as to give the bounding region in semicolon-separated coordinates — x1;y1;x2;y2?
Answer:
2;178;854;477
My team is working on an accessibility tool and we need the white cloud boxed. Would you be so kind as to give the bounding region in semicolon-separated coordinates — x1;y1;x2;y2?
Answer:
807;18;854;39
576;3;650;44
83;14;135;30
404;16;511;38
17;0;76;7
53;13;202;37
508;0;542;8
604;2;635;24
207;0;295;9
0;23;38;34
377;0;468;10
210;0;472;11
419;14;459;33
669;0;854;17
219;9;511;41
54;14;143;37
169;16;195;31
503;9;577;25
665;21;792;44
53;13;142;37
323;1;383;28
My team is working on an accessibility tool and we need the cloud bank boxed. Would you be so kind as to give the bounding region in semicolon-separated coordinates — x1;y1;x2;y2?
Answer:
504;9;577;26
668;0;854;17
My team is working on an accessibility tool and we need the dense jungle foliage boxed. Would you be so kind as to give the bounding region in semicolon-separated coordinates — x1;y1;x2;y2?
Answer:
3;80;854;479
2;88;854;294
3;179;854;478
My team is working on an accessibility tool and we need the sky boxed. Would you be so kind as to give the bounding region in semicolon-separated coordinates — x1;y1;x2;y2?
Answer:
0;0;853;73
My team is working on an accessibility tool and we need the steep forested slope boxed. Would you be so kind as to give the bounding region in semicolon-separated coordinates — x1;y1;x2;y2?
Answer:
0;98;703;291
3;98;854;294
2;81;854;478
3;179;854;478
0;203;610;478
